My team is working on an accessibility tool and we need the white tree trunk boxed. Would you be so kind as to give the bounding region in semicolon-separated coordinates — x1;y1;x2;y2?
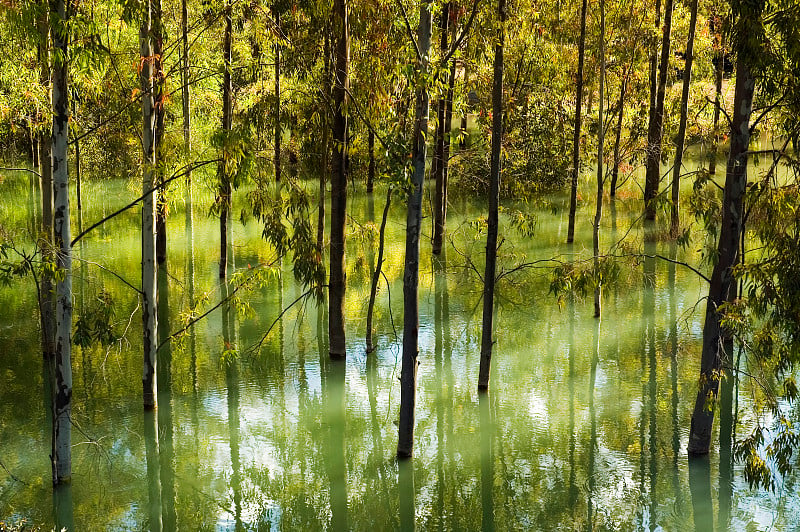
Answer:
141;0;158;409
50;0;72;485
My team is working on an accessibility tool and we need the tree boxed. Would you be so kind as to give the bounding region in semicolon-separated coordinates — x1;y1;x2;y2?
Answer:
592;0;605;319
328;0;349;359
274;3;282;184
218;0;233;280
643;0;673;221
432;2;451;255
154;0;166;265
687;3;757;456
36;2;55;363
50;0;72;485
566;0;588;244
477;0;506;391
398;0;432;459
669;0;698;235
141;0;159;410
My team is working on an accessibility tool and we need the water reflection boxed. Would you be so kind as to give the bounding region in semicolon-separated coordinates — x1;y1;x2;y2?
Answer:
479;393;495;532
398;459;415;532
689;455;714;531
157;265;176;531
144;408;162;532
328;358;348;530
52;482;74;532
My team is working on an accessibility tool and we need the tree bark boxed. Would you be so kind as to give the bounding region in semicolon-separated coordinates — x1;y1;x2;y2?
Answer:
274;5;282;183
566;0;588;244
398;1;432;458
670;0;698;236
317;30;331;255
37;5;56;363
432;3;450;255
218;0;233;280
709;20;725;176
477;0;505;391
688;43;755;456
154;0;167;265
644;0;673;221
593;0;606;319
50;0;72;485
609;71;627;197
141;0;159;410
329;0;349;359
366;188;392;353
367;129;375;193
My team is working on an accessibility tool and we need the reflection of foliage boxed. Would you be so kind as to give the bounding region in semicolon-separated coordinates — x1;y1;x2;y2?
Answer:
723;179;800;490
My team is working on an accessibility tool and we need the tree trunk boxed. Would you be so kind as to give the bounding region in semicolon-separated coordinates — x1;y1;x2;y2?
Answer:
274;6;282;184
37;6;56;364
609;71;627;197
397;1;432;458
367;129;375;193
644;0;673;221
670;0;698;236
593;0;605;319
432;3;450;255
141;0;159;411
154;0;167;266
329;0;349;359
218;0;233;280
366;188;392;353
459;64;468;150
687;43;755;456
566;0;588;244
50;0;72;486
317;31;331;255
477;0;505;391
709;21;725;176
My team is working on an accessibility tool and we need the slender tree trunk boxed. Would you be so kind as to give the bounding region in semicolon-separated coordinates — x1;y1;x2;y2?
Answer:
317;31;331;255
609;71;627;197
141;0;159;410
644;0;673;221
367;129;375;193
366;188;392;353
593;0;606;319
274;5;282;183
688;41;755;456
329;0;349;359
218;0;233;280
477;0;506;391
459;64;468;150
50;0;72;485
37;6;56;363
566;0;588;243
180;0;191;213
709;23;725;176
670;0;698;236
432;3;451;255
154;0;167;265
397;1;432;458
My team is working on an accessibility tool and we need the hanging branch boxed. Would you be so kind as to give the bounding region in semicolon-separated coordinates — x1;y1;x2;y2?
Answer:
395;0;422;62
71;158;220;247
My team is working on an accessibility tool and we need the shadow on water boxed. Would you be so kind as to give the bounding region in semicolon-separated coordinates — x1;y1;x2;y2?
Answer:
644;228;657;531
668;243;684;516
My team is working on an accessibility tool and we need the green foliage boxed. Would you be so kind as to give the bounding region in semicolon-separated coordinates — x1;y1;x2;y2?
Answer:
74;291;119;348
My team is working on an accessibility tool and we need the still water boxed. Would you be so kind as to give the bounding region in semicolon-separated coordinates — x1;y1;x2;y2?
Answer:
0;158;797;530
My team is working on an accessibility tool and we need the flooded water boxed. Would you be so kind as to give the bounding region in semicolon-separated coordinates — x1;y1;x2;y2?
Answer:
0;155;797;530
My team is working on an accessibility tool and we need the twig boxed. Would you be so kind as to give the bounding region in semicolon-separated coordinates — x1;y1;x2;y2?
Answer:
0;167;41;177
396;0;422;62
248;287;319;355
